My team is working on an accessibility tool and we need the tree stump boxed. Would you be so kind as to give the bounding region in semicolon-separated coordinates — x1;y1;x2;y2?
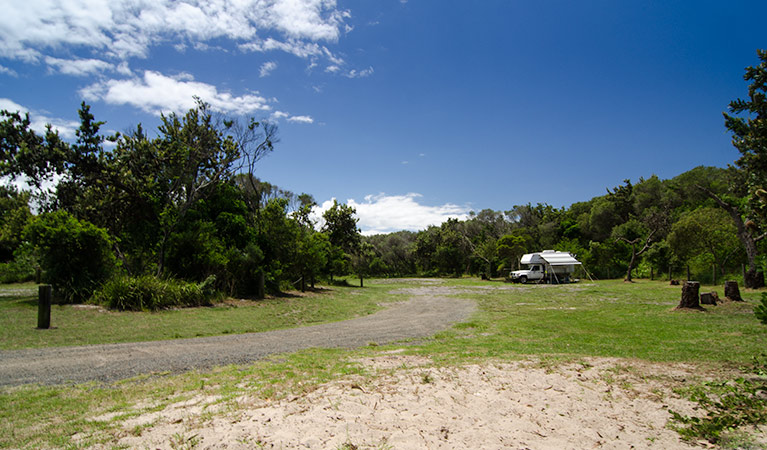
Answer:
724;280;743;302
700;291;719;305
676;281;703;310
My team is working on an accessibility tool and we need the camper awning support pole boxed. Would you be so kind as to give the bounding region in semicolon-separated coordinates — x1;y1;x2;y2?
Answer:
551;264;560;284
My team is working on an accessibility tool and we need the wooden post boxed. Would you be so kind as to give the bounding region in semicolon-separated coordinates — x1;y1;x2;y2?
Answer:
650;267;654;281
686;265;691;281
360;276;364;288
37;284;52;329
257;271;265;299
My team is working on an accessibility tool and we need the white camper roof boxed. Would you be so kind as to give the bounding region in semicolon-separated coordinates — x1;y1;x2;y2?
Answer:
520;250;582;266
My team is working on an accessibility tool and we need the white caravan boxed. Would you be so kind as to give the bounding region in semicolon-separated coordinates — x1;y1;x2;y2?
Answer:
510;250;582;284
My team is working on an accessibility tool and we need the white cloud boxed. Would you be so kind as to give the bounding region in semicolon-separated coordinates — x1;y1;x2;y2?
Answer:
81;70;272;116
259;61;278;77
346;66;374;78
313;193;470;236
271;110;313;124
0;0;351;64
45;56;113;76
287;115;314;124
0;64;17;76
0;98;79;139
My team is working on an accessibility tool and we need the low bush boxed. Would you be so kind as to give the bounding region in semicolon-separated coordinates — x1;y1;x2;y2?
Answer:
0;243;37;283
755;292;767;326
24;211;115;303
93;275;220;311
670;355;767;443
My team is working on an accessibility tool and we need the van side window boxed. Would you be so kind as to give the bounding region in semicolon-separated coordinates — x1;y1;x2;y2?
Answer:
532;265;538;271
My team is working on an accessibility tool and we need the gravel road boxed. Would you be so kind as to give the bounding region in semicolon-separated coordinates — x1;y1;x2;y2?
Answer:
0;285;475;386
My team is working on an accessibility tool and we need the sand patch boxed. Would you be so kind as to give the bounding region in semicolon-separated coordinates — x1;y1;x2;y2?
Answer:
92;356;729;449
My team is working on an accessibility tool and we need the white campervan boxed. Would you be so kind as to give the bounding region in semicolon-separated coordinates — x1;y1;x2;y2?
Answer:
510;250;582;284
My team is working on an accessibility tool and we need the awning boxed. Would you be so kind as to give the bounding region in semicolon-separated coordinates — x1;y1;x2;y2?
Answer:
521;250;581;266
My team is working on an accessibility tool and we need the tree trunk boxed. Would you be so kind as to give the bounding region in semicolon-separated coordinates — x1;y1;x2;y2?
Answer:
698;185;764;288
625;249;637;282
701;291;719;305
677;281;703;310
724;280;743;302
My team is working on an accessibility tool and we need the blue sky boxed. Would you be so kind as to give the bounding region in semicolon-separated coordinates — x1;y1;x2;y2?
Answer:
1;1;766;234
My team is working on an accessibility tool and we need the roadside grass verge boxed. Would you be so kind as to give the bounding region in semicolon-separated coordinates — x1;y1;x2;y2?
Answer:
0;278;409;350
0;347;366;449
2;278;767;448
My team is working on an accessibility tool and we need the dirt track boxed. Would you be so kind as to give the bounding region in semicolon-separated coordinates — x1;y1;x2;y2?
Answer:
0;284;476;386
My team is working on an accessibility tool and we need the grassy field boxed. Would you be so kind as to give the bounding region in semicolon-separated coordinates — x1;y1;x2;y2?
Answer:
418;278;767;364
1;278;766;448
0;279;410;350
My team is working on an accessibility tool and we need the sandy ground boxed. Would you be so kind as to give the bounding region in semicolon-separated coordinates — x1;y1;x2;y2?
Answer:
87;353;753;450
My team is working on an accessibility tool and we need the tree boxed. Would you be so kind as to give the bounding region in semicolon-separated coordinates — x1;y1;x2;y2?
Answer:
709;49;767;288
0;109;69;207
612;219;655;282
322;200;361;254
321;200;361;279
352;241;376;287
0;186;31;262
667;207;742;279
496;234;528;272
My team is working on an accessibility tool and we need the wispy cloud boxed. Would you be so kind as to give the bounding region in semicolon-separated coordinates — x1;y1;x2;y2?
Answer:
287;115;314;124
0;64;17;77
259;61;278;77
313;193;469;235
80;70;272;116
45;56;113;76
271;110;314;124
346;66;374;78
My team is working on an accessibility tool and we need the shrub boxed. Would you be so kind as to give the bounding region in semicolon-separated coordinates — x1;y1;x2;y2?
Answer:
0;243;37;283
93;275;220;311
24;211;115;303
756;292;767;326
670;355;767;443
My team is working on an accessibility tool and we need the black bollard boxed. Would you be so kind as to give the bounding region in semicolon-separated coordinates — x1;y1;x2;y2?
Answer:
37;284;52;329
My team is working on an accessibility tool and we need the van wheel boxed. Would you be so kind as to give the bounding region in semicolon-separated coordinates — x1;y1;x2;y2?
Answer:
519;276;527;284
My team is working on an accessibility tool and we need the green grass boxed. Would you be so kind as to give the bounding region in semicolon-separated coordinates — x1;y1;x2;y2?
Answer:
415;278;766;365
0;278;409;350
2;277;767;448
